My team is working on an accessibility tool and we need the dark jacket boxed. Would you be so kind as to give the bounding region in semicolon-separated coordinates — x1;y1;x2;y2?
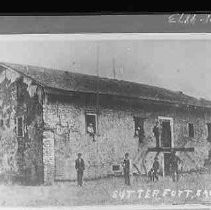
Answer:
153;126;159;138
75;158;85;172
152;160;159;172
123;159;130;174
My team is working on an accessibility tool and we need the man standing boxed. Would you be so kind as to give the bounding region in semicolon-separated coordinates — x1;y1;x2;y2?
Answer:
169;151;181;182
153;121;161;148
122;153;131;186
152;156;160;181
75;153;85;186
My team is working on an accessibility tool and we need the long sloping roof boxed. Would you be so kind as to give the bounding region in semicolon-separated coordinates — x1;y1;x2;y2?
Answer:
1;62;211;108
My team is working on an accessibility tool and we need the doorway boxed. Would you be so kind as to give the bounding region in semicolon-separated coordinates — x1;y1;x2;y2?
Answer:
161;121;172;148
163;153;171;176
158;117;174;176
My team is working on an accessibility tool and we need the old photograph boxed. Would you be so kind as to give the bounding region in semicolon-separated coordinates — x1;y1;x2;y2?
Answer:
0;33;211;207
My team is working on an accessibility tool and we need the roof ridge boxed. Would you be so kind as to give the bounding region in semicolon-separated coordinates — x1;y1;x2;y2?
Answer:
0;61;190;97
0;61;210;108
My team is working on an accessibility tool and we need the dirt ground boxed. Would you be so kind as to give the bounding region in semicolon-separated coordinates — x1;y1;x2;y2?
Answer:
1;173;211;207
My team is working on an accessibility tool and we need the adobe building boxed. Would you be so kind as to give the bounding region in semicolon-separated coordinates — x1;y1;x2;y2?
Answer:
0;62;211;185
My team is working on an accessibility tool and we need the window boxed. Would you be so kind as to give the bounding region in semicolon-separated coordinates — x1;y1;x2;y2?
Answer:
17;116;24;137
207;123;211;142
134;117;145;143
85;113;97;135
112;164;122;176
134;117;145;136
188;123;194;138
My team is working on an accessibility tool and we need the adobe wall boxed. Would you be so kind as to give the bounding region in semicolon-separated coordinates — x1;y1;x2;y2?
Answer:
0;68;19;182
16;76;44;185
43;93;211;183
0;67;44;185
43;98;138;182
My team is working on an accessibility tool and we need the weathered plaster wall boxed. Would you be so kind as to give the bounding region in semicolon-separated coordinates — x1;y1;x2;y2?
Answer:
43;99;138;181
16;76;44;185
172;110;211;171
0;68;19;182
0;67;44;184
43;93;211;183
140;108;211;173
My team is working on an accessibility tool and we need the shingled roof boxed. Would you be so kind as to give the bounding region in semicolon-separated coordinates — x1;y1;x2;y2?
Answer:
1;62;211;109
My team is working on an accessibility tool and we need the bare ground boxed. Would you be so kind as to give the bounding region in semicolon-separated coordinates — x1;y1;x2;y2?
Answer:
1;173;211;207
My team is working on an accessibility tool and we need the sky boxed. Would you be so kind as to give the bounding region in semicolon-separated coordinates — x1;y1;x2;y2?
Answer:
0;34;211;100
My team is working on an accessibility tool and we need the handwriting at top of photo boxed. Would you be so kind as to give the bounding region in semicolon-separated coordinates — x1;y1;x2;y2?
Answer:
168;14;211;24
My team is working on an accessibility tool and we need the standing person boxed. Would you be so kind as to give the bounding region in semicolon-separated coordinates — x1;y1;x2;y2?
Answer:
153;121;161;148
169;150;181;182
75;153;85;186
122;153;131;186
152;156;160;181
136;126;145;148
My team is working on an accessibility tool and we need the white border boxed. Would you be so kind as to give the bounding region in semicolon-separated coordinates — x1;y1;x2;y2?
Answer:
2;204;209;210
1;33;211;41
